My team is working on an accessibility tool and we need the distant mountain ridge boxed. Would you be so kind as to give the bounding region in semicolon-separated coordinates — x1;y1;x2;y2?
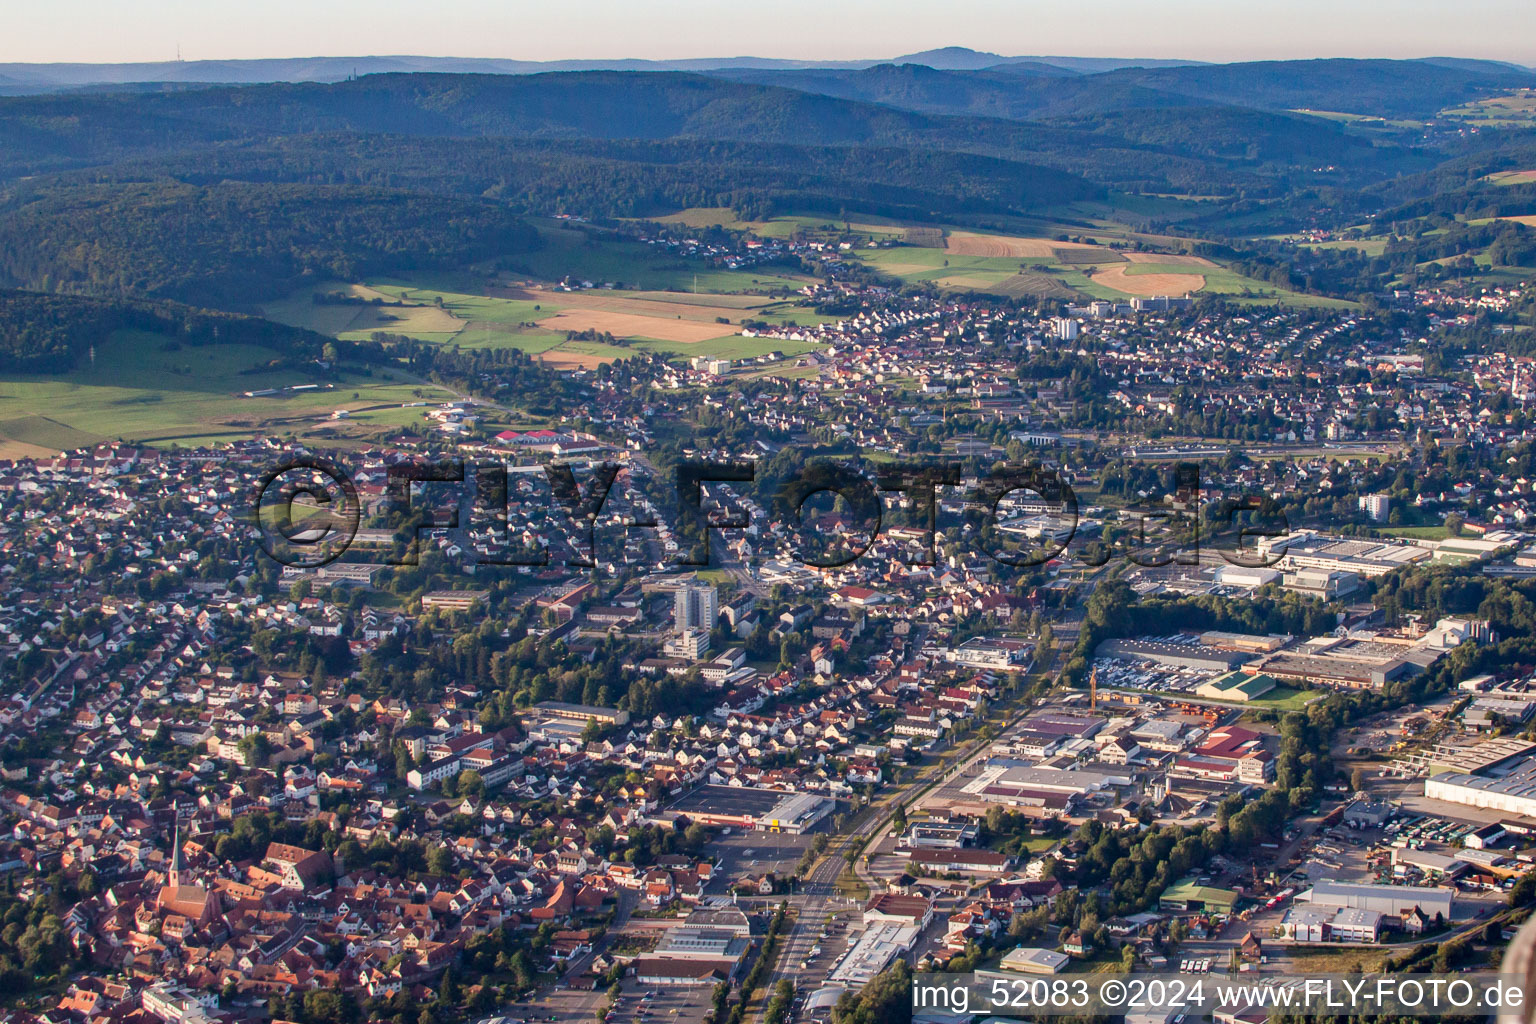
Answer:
0;69;1383;192
0;48;1209;92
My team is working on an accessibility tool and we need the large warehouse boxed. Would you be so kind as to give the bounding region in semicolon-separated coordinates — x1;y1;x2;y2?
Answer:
1297;880;1454;919
1095;638;1251;672
667;785;833;834
1424;744;1536;817
1426;768;1536;818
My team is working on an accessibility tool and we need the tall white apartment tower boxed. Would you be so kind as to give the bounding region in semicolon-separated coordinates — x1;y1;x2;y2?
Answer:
674;582;719;634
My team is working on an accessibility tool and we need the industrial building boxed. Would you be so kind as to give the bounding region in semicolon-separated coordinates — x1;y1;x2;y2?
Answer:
959;761;1123;812
1281;905;1385;943
632;907;752;985
1095;638;1251;672
1195;671;1278;702
1426;762;1536;818
1256;531;1433;578
1296;880;1453;920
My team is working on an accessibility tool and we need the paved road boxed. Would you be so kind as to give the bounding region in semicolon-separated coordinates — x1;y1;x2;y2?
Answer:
561;886;638;982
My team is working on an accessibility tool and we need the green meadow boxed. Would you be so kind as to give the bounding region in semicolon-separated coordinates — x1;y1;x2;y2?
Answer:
0;329;455;455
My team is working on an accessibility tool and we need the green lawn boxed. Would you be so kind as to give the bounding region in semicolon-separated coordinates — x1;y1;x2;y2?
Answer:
1245;686;1319;711
0;329;455;453
1378;525;1450;540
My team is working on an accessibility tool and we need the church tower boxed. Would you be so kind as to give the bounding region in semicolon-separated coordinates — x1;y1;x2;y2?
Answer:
167;816;188;889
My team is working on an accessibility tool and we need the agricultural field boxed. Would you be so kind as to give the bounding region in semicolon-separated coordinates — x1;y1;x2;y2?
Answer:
1085;264;1205;297
0;329;456;456
1470;214;1536;228
854;228;1355;307
1483;169;1536;186
1441;90;1536;126
263;267;832;368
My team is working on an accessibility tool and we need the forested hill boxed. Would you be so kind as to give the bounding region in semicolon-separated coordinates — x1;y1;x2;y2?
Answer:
1095;58;1531;119
0;289;333;373
0;69;1406;189
41;136;1104;221
0;182;541;307
718;57;1532;124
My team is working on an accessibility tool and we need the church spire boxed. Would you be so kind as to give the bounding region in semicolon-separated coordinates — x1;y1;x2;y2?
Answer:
168;816;188;887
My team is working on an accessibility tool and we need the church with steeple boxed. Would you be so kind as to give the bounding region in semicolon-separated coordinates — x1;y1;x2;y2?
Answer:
156;818;222;927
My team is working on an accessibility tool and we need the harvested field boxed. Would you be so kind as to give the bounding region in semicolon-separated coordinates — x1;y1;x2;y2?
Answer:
945;231;1100;258
1494;214;1536;227
540;309;739;343
1091;265;1205;296
990;272;1084;300
1122;252;1217;267
507;286;754;323
536;348;611;370
1486;169;1536;185
621;291;769;309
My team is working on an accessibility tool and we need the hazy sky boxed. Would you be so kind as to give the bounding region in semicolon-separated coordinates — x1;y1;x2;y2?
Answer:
5;0;1536;66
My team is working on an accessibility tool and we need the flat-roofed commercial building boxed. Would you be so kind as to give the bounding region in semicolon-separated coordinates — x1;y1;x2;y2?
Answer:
420;590;488;611
757;792;833;834
830;922;921;986
530;701;630;726
1427;738;1536;776
991;946;1070;975
1096;638;1251;672
961;762;1120;799
1427;766;1536;818
1260;532;1433;578
1250;652;1409;691
633;907;753;986
1297;880;1453;919
947;637;1032;670
1199;631;1290;653
666;784;832;834
899;818;980;850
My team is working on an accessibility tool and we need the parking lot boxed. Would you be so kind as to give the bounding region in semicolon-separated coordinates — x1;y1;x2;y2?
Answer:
497;976;721;1024
706;829;816;893
608;982;718;1024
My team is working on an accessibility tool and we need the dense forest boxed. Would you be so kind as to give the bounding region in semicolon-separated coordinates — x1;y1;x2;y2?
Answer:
44;135;1103;221
0;181;540;307
0;65;1490;199
0;289;331;372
